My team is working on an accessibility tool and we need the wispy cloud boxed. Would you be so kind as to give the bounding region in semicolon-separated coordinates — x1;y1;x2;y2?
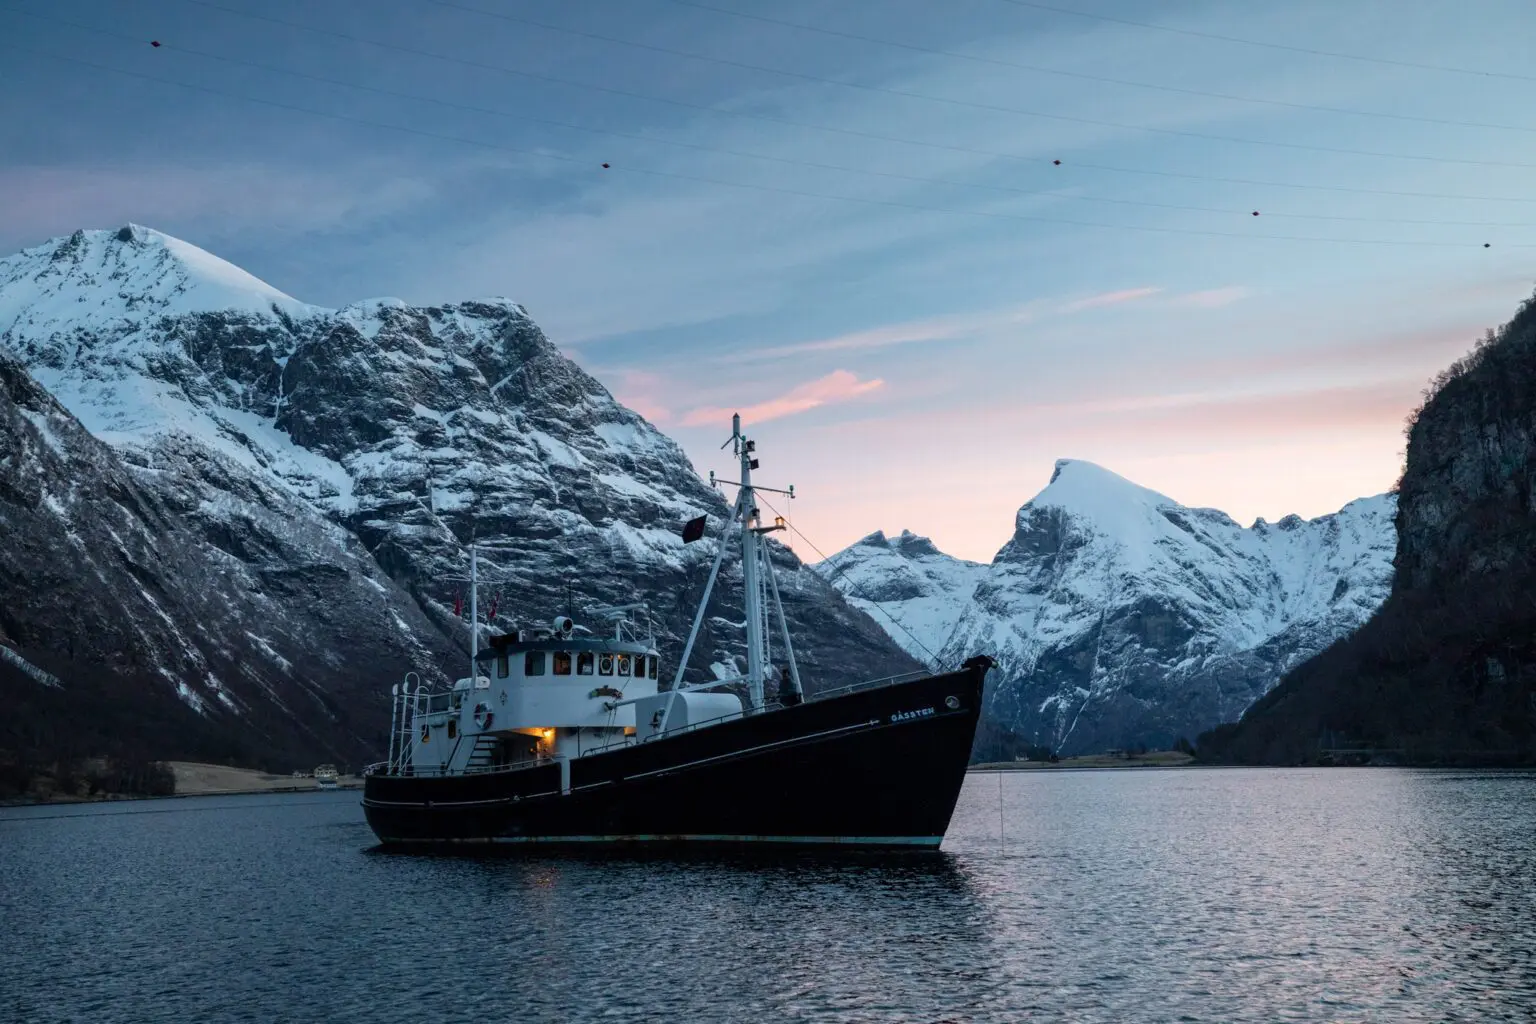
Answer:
0;163;434;256
680;370;885;427
719;286;1163;367
721;304;1046;364
1167;286;1251;309
1058;287;1162;314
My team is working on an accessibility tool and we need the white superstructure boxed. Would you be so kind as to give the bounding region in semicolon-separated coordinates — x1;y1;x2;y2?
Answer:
383;414;805;781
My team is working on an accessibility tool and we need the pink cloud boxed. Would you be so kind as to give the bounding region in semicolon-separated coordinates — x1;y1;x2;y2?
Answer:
1058;287;1162;314
680;370;885;427
610;369;673;424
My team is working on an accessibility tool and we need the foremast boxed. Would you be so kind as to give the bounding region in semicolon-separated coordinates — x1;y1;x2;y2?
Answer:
668;413;803;718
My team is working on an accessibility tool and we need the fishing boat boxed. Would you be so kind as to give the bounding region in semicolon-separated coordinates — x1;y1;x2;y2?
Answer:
362;415;992;848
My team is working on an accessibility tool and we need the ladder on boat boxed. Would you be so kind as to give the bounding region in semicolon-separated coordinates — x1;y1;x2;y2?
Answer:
465;733;498;771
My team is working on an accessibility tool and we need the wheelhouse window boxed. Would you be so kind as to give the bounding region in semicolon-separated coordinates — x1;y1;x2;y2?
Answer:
617;654;631;677
553;652;572;676
577;652;595;675
599;654;614;676
648;655;658;680
496;651;509;678
525;651;546;676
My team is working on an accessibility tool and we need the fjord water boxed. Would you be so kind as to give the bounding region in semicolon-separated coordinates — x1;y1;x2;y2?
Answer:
3;770;1533;1023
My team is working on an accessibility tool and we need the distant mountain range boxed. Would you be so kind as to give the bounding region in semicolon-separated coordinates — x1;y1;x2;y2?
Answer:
817;461;1395;758
1;223;1442;774
0;225;914;774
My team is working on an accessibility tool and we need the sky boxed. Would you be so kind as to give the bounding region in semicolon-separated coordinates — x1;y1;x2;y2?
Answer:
3;0;1535;561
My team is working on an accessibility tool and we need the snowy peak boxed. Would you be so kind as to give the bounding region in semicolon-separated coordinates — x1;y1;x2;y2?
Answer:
1018;459;1219;546
0;227;921;742
815;529;987;662
0;226;313;339
1037;458;1176;511
825;458;1397;756
847;528;947;558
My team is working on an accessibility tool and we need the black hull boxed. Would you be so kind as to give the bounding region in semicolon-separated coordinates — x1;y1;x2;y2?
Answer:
363;660;989;849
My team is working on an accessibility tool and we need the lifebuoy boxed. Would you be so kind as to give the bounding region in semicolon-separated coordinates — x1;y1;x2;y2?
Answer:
474;702;494;731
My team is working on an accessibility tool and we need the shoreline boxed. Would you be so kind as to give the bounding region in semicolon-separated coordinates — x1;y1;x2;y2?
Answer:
0;761;363;807
971;751;1197;771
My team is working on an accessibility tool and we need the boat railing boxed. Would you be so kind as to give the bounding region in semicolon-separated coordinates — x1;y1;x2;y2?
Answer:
809;669;931;703
373;668;939;774
372;754;558;779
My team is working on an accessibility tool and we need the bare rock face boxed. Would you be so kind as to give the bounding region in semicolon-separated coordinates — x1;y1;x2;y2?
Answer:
1395;320;1536;593
819;461;1395;758
0;227;915;770
0;354;453;768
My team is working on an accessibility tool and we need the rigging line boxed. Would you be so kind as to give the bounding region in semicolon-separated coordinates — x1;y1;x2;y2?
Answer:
753;492;942;671
22;9;1534;230
662;0;1536;136
991;0;1536;84
10;41;1532;249
411;0;1536;172
131;0;1536;205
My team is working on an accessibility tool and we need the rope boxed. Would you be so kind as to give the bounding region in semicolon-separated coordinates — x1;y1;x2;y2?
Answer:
754;492;944;671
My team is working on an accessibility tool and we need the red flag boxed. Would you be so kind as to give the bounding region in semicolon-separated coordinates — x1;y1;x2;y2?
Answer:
681;515;707;543
453;593;463;618
487;594;499;622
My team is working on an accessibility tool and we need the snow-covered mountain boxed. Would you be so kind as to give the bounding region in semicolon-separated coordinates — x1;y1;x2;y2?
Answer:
818;460;1396;757
0;226;915;769
815;530;988;661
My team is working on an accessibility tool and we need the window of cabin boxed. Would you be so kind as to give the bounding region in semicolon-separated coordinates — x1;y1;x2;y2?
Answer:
648;655;658;680
599;654;614;676
525;651;547;676
496;651;510;678
447;720;457;740
577;652;595;675
617;654;631;676
553;652;572;675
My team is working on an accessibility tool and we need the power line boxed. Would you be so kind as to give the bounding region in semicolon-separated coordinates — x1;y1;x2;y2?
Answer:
17;8;1534;231
11;40;1523;250
14;39;1536;251
992;0;1536;84
136;0;1536;206
663;0;1536;136
412;0;1536;171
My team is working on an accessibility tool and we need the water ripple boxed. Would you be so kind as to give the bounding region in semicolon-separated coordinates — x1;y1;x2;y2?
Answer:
2;768;1533;1023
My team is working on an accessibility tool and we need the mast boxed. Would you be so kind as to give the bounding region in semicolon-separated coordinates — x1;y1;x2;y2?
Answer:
733;413;767;710
664;413;801;723
468;537;479;683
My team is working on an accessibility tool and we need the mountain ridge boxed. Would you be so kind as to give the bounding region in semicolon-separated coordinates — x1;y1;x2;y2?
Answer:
0;226;918;775
818;460;1395;756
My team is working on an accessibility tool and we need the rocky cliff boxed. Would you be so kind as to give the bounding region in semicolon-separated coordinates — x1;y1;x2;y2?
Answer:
1203;291;1536;764
0;226;916;773
819;462;1395;758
